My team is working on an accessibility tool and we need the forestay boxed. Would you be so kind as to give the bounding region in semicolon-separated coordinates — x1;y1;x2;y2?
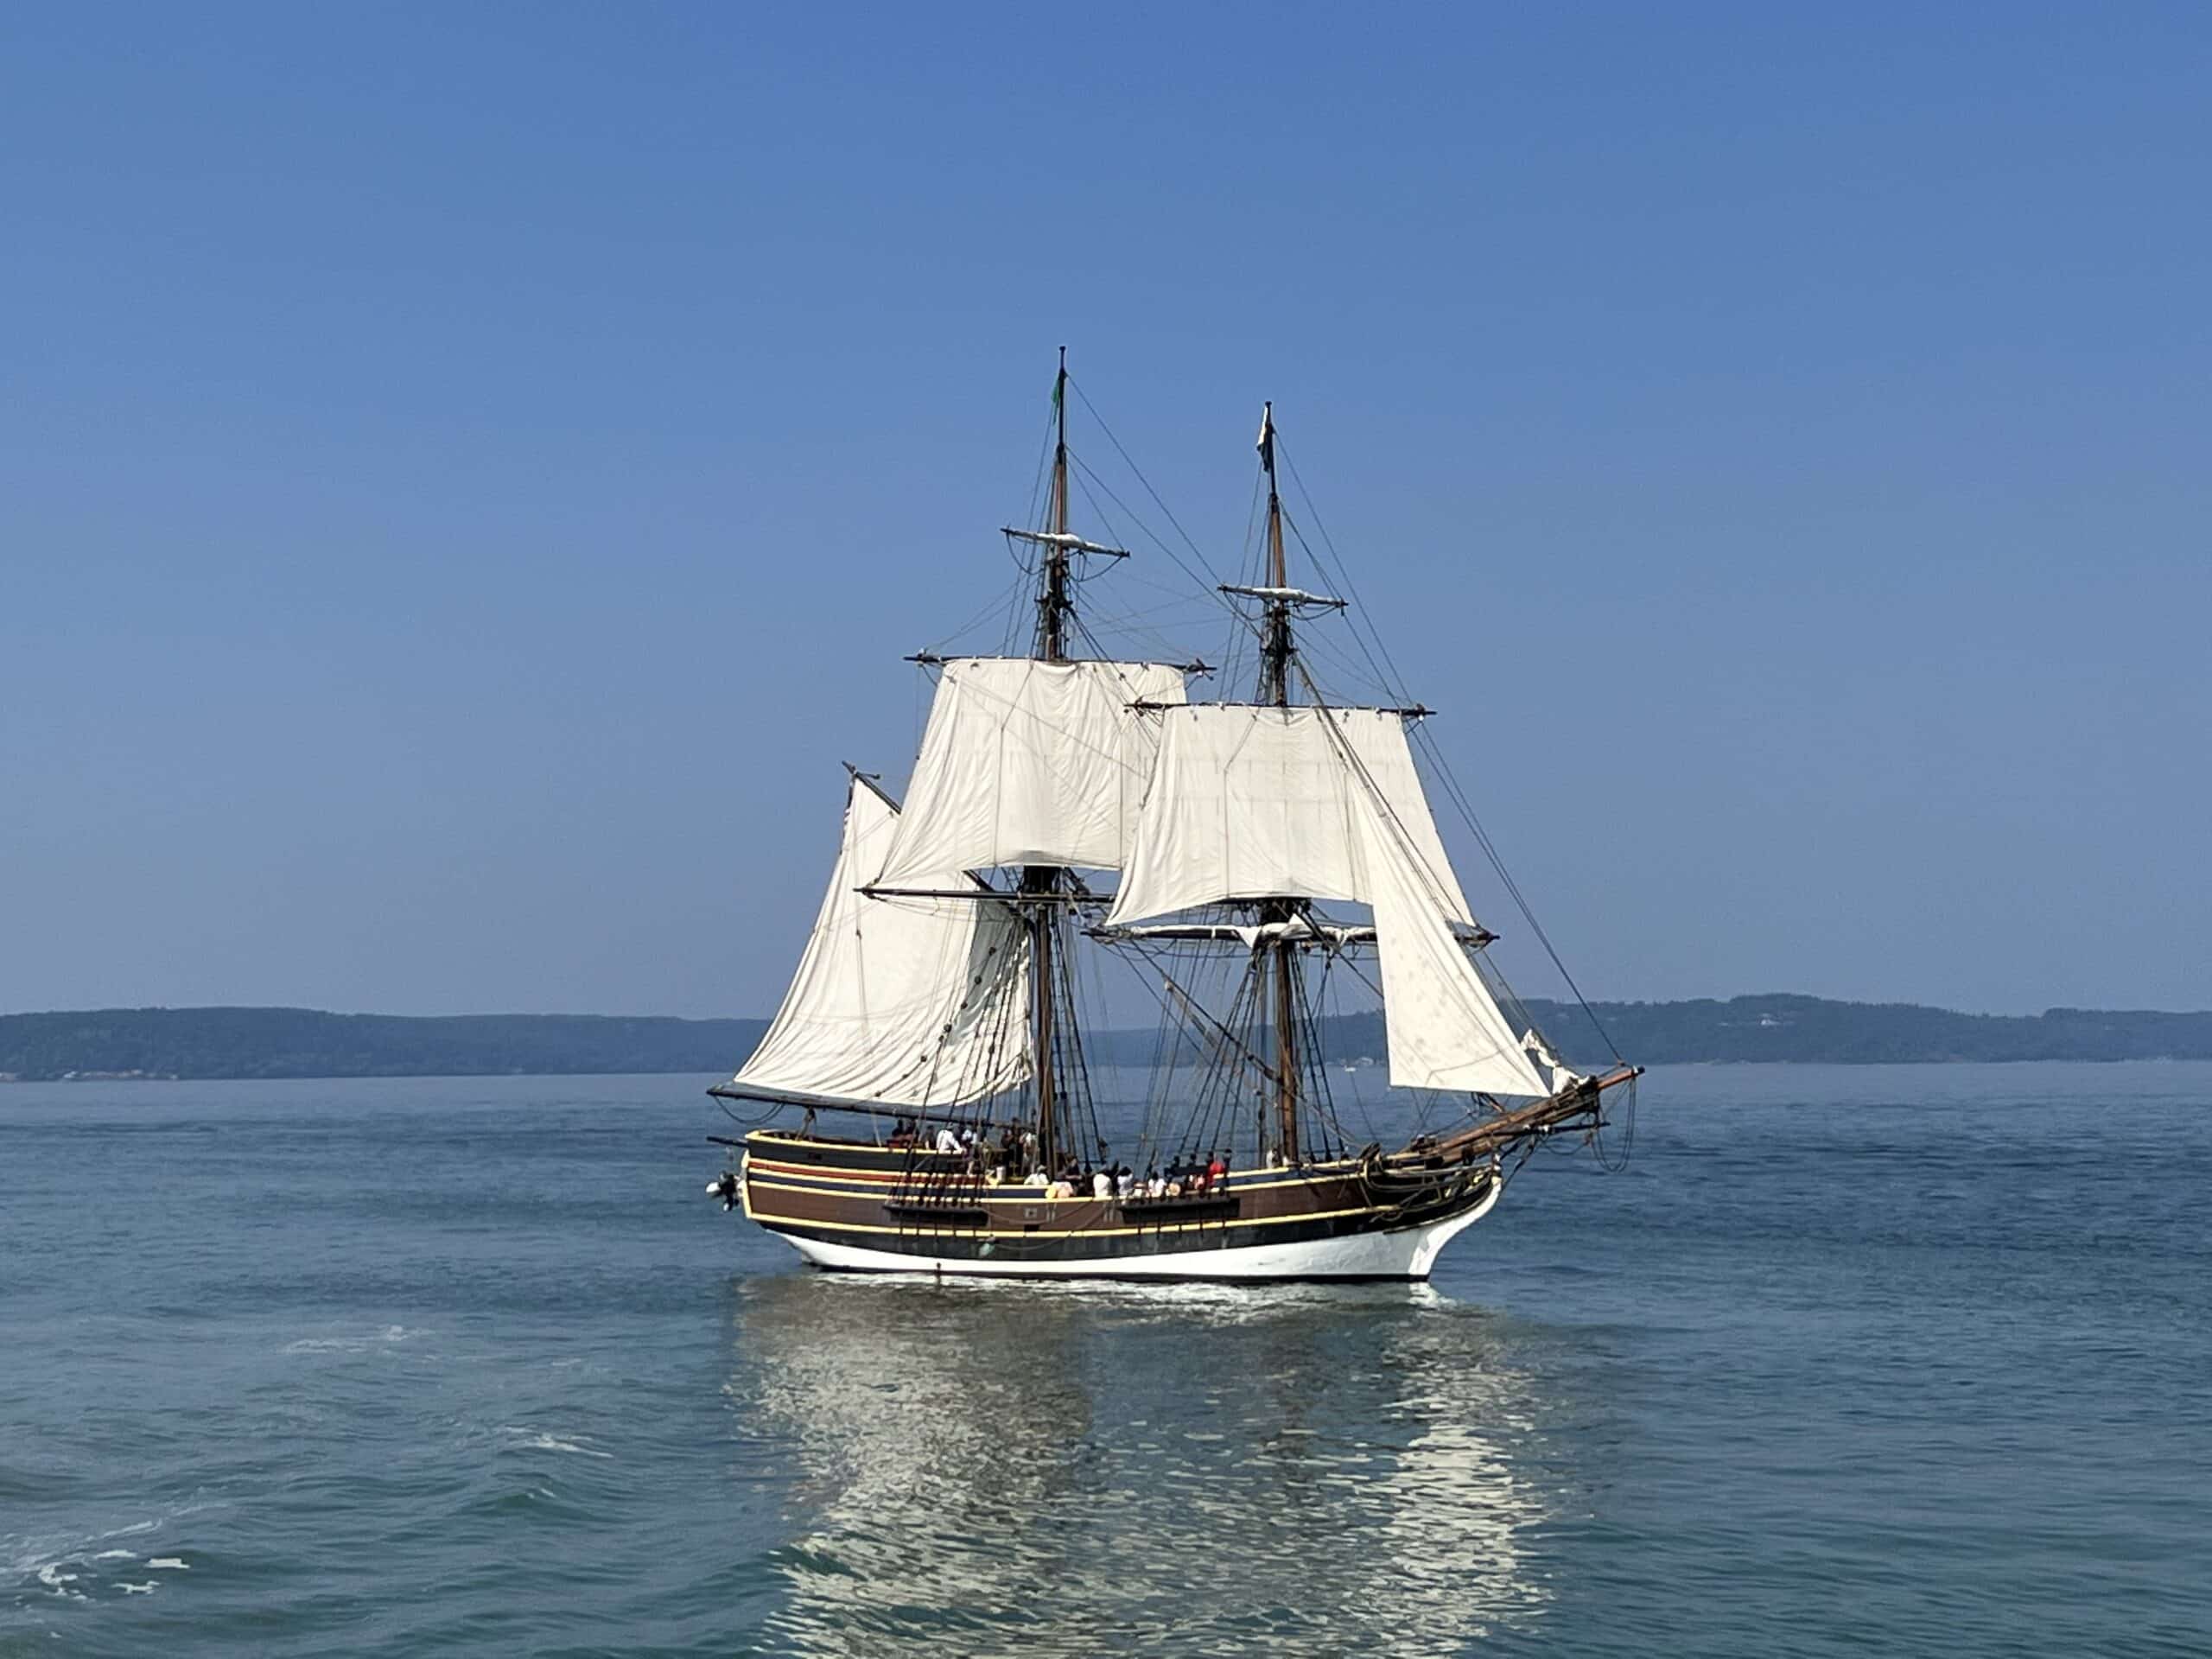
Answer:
1103;705;1474;926
730;779;1031;1108
874;658;1189;883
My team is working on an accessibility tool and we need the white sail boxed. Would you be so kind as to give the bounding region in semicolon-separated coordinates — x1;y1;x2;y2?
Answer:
1108;702;1547;1097
1360;790;1551;1097
731;779;1030;1108
874;657;1188;884
1521;1028;1585;1097
1103;704;1473;926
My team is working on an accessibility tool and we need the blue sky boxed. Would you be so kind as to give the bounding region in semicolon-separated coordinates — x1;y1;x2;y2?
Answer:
3;3;2206;1019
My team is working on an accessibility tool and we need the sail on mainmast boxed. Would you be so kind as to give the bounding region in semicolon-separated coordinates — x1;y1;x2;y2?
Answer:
728;778;1030;1109
872;656;1190;886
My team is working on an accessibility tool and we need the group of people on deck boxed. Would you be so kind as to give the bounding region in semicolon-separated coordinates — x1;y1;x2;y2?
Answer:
885;1117;1230;1202
1127;1154;1231;1202
1021;1153;1230;1202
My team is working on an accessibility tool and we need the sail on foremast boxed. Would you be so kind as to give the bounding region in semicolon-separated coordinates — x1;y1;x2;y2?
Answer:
1101;703;1472;926
1089;395;1552;1103
1102;700;1550;1099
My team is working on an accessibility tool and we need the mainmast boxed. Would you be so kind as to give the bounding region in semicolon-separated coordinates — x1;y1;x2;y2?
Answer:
1256;402;1300;1163
1039;346;1072;662
1024;348;1073;1174
1257;404;1291;703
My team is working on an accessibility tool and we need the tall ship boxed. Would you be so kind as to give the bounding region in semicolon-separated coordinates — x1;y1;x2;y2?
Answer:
707;356;1638;1280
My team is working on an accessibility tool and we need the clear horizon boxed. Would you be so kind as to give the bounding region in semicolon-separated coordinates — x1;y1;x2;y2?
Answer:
10;988;2212;1025
5;6;2207;1020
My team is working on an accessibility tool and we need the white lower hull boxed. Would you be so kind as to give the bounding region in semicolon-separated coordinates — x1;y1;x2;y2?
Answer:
774;1179;1500;1281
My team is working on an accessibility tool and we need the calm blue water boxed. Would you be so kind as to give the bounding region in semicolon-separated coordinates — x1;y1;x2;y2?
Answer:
3;1063;2207;1656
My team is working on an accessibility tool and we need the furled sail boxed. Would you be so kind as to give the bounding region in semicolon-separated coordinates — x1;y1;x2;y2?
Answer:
1103;705;1473;926
729;779;1030;1108
874;657;1189;884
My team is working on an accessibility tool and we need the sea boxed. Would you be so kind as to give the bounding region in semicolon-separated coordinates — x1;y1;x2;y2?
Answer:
3;1062;2207;1657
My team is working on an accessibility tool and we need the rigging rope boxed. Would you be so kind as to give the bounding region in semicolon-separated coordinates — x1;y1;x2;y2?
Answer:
1067;376;1228;588
1272;435;1624;1069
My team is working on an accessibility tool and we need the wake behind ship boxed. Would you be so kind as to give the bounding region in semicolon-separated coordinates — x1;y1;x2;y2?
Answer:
707;356;1637;1280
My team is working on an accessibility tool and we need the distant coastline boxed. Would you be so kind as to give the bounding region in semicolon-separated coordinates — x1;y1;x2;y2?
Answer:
3;995;2211;1084
0;1008;766;1085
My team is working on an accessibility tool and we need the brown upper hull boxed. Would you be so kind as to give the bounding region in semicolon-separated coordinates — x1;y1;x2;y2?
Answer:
738;1129;1498;1271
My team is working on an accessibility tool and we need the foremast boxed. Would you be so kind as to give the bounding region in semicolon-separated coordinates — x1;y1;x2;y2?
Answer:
1233;403;1347;1165
1108;400;1560;1167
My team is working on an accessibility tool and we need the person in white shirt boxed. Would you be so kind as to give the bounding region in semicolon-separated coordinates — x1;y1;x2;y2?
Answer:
1091;1169;1112;1199
934;1126;961;1154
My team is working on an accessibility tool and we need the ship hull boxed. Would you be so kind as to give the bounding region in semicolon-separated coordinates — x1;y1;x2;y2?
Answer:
735;1130;1500;1282
767;1189;1496;1281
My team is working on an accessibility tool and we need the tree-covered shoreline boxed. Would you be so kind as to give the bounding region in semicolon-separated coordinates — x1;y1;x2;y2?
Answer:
0;1007;766;1084
5;995;2212;1084
1293;994;2212;1070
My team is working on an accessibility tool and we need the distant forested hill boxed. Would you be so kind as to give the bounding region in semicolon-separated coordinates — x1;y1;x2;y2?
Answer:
1523;995;2212;1065
1093;993;2212;1069
0;1007;765;1083
4;995;2211;1084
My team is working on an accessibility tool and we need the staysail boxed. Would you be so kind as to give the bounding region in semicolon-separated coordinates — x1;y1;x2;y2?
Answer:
728;778;1031;1108
1357;784;1550;1097
873;657;1189;885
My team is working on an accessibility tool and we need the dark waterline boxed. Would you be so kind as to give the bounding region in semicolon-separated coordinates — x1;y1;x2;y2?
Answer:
3;1064;2208;1656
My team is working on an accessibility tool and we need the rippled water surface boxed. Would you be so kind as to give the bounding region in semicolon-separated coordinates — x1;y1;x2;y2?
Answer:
3;1064;2208;1656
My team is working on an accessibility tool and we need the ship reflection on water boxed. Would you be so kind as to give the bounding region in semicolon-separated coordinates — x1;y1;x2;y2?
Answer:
721;1272;1583;1656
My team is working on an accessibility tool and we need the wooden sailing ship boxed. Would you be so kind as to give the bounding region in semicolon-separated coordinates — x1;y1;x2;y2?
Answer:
707;356;1638;1281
